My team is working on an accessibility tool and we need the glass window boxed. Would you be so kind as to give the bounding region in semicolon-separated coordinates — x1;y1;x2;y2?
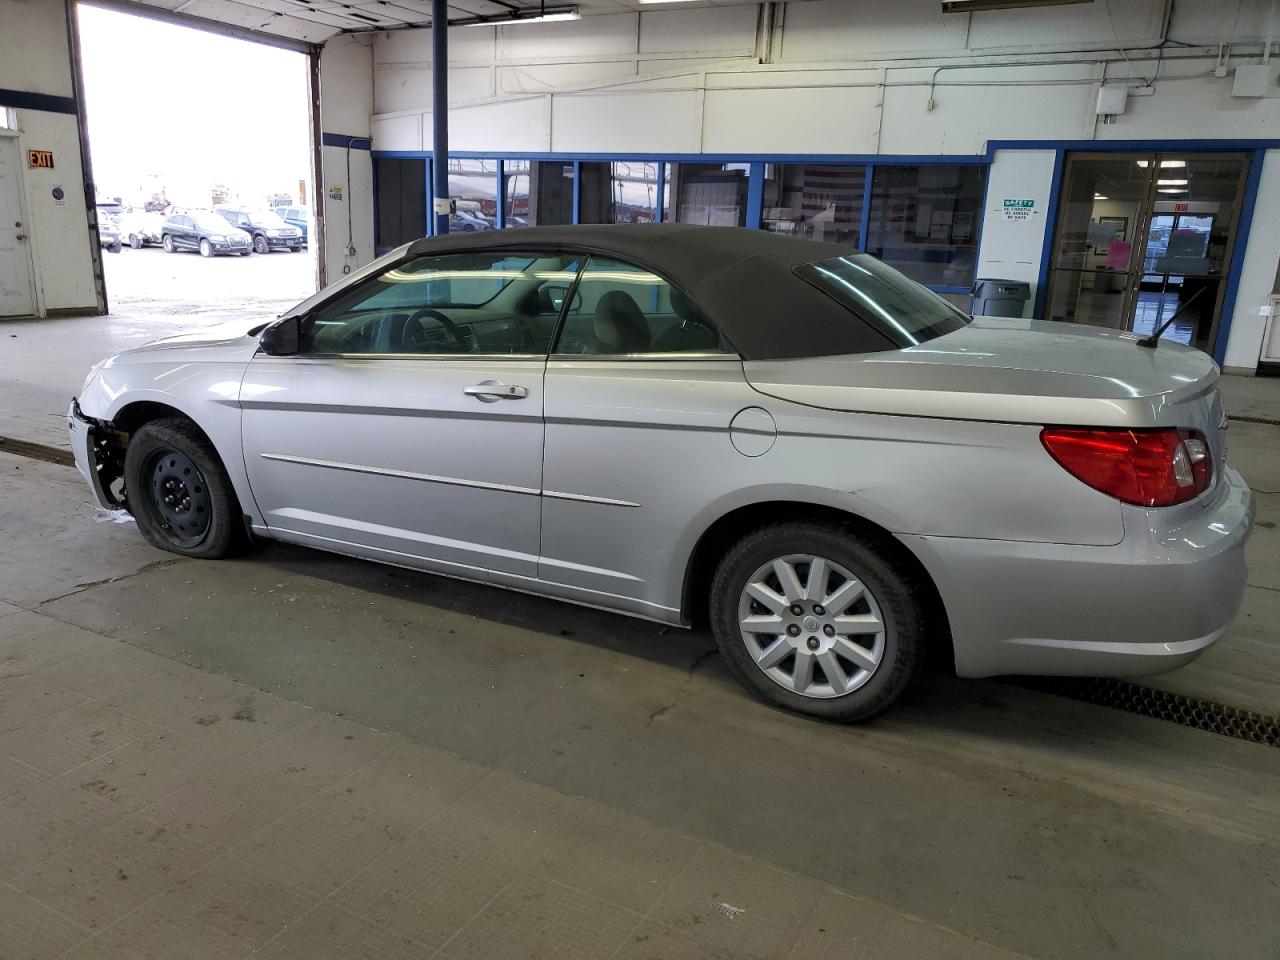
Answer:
301;252;578;356
579;161;662;224
503;160;574;228
793;253;970;349
553;256;728;356
668;163;749;227
864;164;985;287
374;158;426;250
448;159;498;232
761;164;864;244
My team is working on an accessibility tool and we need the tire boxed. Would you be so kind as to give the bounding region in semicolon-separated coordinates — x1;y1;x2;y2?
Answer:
239;250;251;257
709;521;921;723
129;234;143;249
162;234;175;253
253;234;269;255
123;418;247;560
108;241;122;253
290;245;302;252
199;239;213;258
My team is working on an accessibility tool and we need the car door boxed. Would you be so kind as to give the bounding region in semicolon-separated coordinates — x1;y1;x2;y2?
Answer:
178;215;197;249
239;248;573;579
539;255;758;617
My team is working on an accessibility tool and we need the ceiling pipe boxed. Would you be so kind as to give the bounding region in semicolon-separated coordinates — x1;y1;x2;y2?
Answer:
432;0;450;235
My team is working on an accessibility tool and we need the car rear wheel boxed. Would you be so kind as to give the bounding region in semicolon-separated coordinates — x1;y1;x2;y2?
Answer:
162;234;175;253
129;234;142;249
123;418;247;560
199;239;213;258
253;235;269;255
709;521;920;723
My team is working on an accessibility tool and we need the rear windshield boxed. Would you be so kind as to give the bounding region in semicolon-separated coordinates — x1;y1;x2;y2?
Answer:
793;254;969;349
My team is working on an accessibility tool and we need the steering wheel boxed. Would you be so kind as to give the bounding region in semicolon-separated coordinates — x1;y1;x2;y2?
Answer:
403;308;474;352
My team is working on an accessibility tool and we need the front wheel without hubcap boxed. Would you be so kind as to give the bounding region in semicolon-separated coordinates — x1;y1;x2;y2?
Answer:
710;522;920;722
123;418;247;559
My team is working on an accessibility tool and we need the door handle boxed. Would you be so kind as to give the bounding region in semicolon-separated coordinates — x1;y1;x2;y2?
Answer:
14;233;26;241
463;381;528;402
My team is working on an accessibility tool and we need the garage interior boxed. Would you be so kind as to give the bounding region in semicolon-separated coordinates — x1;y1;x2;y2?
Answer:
1;1;1280;959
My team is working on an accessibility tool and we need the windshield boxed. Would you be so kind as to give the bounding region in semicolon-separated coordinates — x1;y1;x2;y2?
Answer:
193;213;236;232
793;254;969;349
252;209;288;226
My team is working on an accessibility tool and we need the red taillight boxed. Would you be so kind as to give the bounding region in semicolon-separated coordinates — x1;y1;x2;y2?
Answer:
1040;427;1213;507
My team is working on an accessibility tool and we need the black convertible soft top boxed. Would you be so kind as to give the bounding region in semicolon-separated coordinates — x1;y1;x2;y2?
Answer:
405;223;891;360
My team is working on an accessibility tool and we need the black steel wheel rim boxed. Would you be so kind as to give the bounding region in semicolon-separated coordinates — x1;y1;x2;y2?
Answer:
147;448;211;545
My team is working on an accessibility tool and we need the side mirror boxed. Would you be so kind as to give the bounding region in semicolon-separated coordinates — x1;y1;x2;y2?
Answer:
261;315;300;356
539;284;579;314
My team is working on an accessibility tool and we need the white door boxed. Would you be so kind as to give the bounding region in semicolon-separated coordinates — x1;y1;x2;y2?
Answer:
0;138;34;318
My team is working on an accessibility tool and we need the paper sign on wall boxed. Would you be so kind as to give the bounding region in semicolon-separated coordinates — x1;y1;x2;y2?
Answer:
1002;198;1036;222
328;185;344;201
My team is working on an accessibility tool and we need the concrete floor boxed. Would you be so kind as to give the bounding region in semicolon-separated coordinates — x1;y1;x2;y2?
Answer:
2;272;1280;959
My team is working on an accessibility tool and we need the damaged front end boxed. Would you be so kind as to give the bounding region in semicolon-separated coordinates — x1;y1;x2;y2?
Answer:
68;398;130;511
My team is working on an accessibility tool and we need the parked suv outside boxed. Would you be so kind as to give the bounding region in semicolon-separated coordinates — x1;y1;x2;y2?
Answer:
277;206;309;247
161;211;252;257
215;206;304;254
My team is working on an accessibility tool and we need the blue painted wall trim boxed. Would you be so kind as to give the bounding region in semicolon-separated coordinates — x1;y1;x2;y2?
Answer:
1032;149;1066;321
1214;148;1266;365
745;162;765;229
322;133;372;150
373;149;989;165
0;87;78;115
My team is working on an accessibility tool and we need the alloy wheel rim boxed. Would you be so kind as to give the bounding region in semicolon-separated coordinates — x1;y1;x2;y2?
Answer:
148;449;211;545
737;554;885;699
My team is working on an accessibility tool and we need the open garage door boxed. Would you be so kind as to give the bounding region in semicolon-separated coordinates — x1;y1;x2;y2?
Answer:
77;3;318;333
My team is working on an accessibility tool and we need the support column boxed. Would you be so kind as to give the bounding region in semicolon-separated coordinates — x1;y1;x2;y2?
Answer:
431;0;450;235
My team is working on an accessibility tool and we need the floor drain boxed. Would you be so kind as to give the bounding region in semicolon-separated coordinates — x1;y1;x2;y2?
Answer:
1022;677;1280;748
1228;414;1280;427
0;436;75;467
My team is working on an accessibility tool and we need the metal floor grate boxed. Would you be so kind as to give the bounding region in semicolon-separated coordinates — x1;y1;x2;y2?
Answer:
0;436;75;467
1024;677;1280;748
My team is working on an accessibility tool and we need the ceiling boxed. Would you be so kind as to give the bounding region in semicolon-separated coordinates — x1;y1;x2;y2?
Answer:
104;0;772;45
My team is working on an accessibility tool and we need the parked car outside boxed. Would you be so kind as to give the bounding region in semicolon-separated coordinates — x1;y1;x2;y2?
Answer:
98;215;122;253
117;210;165;249
451;209;495;232
277;206;309;247
214;206;304;254
67;225;1252;723
161;211;251;257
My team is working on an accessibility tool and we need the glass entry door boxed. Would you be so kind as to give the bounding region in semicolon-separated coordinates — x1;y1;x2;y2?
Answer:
1045;152;1249;352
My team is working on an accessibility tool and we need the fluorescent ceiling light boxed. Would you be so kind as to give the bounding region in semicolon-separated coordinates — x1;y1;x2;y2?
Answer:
1158;188;1187;194
1094;194;1108;200
638;0;700;4
1158;179;1188;185
941;0;1092;11
459;5;580;25
1136;160;1188;168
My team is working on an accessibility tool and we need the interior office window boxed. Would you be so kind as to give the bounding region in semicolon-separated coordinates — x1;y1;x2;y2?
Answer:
449;159;498;231
302;252;575;355
578;161;661;224
668;163;749;227
761;164;865;244
553;257;728;356
374;158;426;251
864;165;985;287
504;160;573;228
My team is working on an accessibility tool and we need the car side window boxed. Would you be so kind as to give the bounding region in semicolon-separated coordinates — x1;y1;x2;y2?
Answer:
299;251;577;357
552;256;728;356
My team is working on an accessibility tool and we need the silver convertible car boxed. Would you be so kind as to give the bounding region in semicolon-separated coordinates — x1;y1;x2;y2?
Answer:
69;225;1253;721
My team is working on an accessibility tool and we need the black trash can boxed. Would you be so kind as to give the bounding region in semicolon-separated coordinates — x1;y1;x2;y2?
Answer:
970;279;1031;318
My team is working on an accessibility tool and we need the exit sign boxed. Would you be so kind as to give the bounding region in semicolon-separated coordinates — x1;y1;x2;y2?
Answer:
27;149;54;169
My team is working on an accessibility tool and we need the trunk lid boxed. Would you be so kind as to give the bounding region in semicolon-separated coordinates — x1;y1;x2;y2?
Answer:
743;316;1221;430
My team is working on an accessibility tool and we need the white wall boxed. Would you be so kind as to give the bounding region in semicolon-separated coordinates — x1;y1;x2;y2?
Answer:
349;0;1280;367
1224;151;1280;373
975;149;1057;313
0;0;100;317
319;33;375;283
